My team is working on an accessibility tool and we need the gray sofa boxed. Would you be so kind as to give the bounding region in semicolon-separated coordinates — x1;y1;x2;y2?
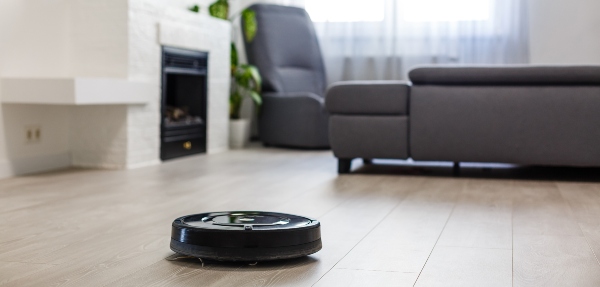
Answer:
326;66;600;173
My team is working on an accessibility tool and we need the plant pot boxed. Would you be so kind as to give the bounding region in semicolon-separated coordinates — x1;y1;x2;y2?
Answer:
229;118;250;149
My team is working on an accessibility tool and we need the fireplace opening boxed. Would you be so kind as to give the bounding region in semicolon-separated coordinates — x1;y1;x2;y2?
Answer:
161;47;208;160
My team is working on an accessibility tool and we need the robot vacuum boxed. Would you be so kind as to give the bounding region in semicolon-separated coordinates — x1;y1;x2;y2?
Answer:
170;211;322;261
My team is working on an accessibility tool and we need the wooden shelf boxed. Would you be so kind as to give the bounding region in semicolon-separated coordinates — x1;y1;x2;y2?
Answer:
0;78;156;105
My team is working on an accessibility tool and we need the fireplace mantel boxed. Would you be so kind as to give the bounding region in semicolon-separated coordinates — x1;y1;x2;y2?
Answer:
0;78;155;105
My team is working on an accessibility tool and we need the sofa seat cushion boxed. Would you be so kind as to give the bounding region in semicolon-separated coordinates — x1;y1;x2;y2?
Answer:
326;81;410;115
409;65;600;86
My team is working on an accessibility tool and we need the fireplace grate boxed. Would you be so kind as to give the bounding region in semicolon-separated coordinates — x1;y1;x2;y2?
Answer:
164;54;208;70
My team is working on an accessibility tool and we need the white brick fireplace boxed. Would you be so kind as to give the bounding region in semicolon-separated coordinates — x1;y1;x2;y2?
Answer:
125;0;231;168
0;0;231;174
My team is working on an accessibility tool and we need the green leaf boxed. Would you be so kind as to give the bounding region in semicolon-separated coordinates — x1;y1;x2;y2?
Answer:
230;43;238;75
249;91;262;106
230;91;242;119
237;68;251;88
240;64;262;92
230;43;239;67
242;9;257;42
188;5;200;13
209;0;229;20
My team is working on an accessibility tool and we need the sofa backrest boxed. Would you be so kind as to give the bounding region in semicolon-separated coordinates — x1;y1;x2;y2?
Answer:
409;66;600;86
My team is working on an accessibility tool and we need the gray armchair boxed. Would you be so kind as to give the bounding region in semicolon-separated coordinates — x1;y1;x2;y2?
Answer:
243;4;329;148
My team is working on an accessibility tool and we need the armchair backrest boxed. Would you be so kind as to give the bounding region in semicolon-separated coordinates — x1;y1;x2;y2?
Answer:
243;4;327;96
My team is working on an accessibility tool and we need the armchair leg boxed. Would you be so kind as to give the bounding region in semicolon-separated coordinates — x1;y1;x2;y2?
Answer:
338;158;353;174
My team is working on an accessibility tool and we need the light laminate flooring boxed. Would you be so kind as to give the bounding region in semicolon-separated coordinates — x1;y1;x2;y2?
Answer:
1;147;600;286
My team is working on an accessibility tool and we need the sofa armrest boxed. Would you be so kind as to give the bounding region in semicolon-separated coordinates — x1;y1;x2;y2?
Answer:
325;81;410;115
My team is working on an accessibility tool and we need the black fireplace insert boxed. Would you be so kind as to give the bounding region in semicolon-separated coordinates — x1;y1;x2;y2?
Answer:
161;46;208;160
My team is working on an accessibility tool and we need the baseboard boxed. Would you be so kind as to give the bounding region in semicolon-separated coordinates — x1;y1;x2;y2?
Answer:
126;159;161;169
208;146;229;155
0;160;11;179
0;152;71;180
71;160;126;170
72;159;160;170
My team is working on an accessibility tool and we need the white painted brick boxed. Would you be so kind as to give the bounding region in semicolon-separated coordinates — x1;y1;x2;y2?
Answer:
127;0;231;167
70;105;129;169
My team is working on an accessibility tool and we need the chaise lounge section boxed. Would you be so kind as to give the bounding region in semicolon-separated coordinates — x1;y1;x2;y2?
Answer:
326;81;411;173
326;66;600;173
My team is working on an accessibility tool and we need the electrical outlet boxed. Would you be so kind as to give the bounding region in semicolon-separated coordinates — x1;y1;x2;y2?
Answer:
25;125;41;144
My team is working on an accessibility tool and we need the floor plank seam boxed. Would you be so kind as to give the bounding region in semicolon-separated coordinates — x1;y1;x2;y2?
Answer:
287;181;353;220
412;194;459;287
0;260;59;266
511;182;515;287
100;256;231;287
435;245;512;250
100;257;170;287
579;225;600;268
335;268;418;273
310;193;409;287
313;196;353;219
555;183;600;269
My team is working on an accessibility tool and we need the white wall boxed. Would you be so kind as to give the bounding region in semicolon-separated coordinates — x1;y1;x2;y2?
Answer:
528;0;600;64
0;0;72;77
71;0;129;78
0;0;74;178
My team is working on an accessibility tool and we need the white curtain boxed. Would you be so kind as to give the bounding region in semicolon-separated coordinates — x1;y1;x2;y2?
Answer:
304;0;529;84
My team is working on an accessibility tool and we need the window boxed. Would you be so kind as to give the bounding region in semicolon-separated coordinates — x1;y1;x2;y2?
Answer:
402;0;491;22
305;0;385;22
305;0;491;23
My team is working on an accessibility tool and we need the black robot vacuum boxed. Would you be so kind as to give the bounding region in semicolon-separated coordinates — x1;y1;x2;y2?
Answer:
170;211;322;261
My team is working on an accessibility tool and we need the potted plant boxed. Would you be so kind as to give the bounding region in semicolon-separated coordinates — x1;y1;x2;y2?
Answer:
202;1;261;149
229;57;261;149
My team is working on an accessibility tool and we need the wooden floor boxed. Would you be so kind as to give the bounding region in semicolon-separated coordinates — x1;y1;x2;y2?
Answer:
1;147;600;287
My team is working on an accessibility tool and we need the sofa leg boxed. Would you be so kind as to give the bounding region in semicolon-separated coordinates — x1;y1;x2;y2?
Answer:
362;158;373;165
453;162;460;177
338;159;353;174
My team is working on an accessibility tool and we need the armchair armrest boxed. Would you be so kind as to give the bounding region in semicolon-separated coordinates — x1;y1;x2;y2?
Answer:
325;81;410;115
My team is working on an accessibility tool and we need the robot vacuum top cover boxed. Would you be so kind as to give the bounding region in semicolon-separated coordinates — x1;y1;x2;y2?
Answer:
170;211;322;261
